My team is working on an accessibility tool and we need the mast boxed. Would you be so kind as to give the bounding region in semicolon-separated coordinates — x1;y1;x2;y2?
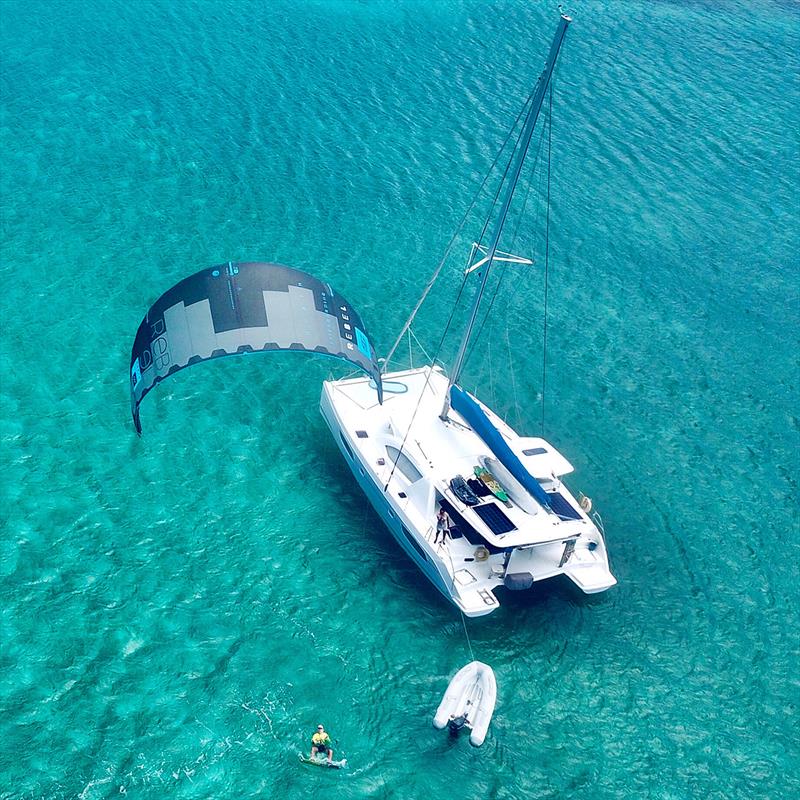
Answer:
440;14;571;420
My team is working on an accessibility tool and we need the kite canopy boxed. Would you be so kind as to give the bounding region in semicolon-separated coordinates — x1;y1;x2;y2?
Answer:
129;261;383;432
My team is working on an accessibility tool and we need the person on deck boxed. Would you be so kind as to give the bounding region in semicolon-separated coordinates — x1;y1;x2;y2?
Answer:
434;507;451;545
311;724;333;762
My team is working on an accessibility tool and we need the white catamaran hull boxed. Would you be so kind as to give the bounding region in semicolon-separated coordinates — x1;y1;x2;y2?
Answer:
320;366;616;617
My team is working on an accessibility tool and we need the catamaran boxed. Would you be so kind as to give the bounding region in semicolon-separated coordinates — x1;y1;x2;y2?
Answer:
319;14;615;615
128;14;616;617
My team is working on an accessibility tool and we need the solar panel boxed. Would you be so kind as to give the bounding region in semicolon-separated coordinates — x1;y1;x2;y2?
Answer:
548;492;582;521
473;502;517;534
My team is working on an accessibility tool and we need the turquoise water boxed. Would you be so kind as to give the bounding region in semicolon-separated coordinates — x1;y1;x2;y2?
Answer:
1;1;798;797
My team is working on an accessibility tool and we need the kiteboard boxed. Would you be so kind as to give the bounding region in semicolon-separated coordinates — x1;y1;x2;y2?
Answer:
474;466;510;504
298;753;348;769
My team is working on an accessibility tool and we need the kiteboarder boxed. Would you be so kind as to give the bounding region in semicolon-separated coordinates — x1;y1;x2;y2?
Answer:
310;724;334;762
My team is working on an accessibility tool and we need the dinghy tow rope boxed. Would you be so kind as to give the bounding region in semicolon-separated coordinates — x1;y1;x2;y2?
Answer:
461;611;475;663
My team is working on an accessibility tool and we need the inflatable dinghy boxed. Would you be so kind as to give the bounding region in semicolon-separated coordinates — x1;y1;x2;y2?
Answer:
433;660;497;747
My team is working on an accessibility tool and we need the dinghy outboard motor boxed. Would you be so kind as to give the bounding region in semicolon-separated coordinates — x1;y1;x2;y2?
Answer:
448;714;468;735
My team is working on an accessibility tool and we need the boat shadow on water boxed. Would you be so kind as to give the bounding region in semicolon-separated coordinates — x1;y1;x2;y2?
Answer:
492;576;610;613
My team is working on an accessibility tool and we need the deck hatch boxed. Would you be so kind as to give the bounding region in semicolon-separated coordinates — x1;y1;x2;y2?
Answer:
386;445;423;483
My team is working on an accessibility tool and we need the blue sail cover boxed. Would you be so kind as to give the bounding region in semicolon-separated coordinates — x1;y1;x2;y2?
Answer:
450;385;552;509
130;262;383;432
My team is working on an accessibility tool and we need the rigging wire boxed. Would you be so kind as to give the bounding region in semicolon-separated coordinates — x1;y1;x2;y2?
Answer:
383;86;540;371
469;97;535;257
406;94;534;373
488;336;496;409
383;90;539;491
460;117;549;378
506;324;521;430
433;103;534;367
409;327;434;365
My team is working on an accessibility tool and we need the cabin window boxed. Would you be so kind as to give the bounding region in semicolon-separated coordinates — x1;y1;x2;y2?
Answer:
401;525;428;561
356;430;369;439
385;445;423;483
339;433;354;459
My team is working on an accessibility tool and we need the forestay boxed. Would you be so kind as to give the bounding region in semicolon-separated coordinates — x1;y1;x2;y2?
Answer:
129;261;382;432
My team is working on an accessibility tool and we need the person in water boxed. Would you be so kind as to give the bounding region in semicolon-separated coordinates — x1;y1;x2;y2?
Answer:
434;507;450;545
311;724;333;762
